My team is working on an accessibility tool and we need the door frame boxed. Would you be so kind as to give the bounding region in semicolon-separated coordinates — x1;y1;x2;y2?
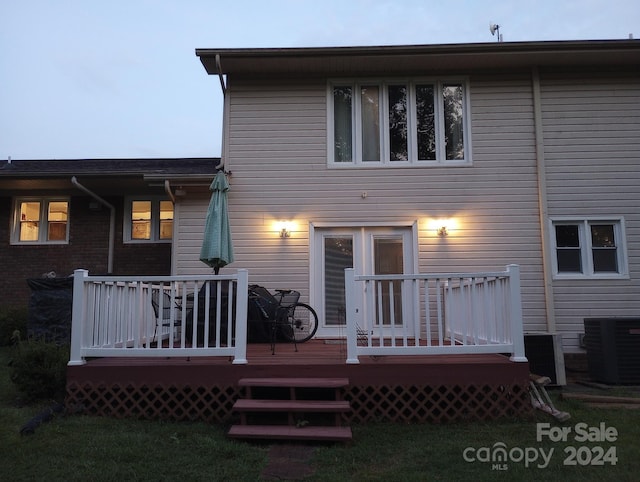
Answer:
309;221;419;337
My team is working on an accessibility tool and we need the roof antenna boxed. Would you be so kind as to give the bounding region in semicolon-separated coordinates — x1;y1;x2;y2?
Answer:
7;156;11;164
490;23;502;42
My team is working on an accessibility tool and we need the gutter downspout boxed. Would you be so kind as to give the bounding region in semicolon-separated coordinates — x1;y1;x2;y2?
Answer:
71;176;115;274
215;54;226;96
531;67;556;333
215;54;228;170
164;180;176;204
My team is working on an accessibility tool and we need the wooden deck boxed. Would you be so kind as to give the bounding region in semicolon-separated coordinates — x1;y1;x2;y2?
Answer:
66;340;531;424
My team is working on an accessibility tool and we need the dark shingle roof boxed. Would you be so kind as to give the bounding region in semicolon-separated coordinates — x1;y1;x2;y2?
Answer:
0;157;222;194
0;157;220;178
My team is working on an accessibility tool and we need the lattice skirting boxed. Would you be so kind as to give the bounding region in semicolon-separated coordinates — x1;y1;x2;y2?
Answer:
66;381;531;423
66;382;242;422
344;384;532;423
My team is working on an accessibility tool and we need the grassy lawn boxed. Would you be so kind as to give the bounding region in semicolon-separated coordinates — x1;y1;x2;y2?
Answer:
2;346;640;481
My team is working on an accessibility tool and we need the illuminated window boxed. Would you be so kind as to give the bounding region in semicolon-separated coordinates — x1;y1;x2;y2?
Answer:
12;198;69;244
159;201;174;240
131;201;152;240
125;198;173;243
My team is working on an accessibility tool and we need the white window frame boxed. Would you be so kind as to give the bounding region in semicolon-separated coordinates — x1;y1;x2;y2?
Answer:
550;217;628;279
123;196;173;244
327;78;472;168
10;197;70;245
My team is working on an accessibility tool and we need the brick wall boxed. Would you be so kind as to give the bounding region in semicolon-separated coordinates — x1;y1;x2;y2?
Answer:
0;195;171;309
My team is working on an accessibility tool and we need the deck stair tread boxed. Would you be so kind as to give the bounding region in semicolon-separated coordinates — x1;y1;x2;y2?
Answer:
230;377;352;443
233;399;351;412
228;424;352;441
238;377;349;388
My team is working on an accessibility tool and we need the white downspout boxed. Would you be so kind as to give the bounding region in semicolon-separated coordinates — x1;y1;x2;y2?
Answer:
531;67;556;333
71;176;115;273
164;180;176;204
215;54;226;96
215;53;228;170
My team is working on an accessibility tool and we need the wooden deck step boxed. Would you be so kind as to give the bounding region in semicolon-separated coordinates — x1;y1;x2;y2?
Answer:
233;399;351;413
238;377;349;388
231;377;352;443
228;424;352;442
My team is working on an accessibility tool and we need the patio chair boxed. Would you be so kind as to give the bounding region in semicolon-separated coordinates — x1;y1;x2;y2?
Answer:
151;289;183;345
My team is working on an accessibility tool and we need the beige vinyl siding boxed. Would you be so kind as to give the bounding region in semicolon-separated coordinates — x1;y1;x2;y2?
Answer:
175;74;548;332
542;71;640;350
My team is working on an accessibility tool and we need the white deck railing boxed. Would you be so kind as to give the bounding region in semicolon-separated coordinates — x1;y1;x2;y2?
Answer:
344;264;527;364
68;269;249;366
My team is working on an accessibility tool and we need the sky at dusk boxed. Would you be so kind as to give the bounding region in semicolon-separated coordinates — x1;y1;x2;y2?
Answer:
2;0;638;160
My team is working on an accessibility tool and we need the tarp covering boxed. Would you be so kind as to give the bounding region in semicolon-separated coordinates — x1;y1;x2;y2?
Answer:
26;277;73;343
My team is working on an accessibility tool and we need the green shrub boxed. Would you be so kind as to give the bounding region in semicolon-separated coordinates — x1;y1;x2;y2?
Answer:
0;307;28;346
10;337;69;402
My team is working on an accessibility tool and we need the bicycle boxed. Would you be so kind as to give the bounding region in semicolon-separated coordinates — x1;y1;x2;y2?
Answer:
248;285;319;354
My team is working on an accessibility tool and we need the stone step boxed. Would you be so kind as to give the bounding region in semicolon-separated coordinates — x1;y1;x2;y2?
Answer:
238;377;349;389
233;399;351;413
228;424;352;442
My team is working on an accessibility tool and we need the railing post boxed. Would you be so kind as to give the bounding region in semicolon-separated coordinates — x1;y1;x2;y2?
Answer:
232;269;249;364
507;264;528;362
345;268;360;364
68;269;88;366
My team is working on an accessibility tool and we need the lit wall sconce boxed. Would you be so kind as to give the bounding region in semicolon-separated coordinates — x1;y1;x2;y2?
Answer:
275;221;293;238
427;218;456;237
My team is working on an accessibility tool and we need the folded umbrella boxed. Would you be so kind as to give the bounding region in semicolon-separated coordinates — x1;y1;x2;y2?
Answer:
199;171;234;274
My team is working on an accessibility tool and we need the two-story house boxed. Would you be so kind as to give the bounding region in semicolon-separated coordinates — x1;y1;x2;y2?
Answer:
187;39;640;355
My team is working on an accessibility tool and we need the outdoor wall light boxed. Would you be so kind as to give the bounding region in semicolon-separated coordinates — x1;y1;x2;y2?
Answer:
275;221;293;238
427;218;456;237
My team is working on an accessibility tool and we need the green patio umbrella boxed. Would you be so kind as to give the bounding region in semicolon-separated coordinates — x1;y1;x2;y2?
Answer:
199;171;234;274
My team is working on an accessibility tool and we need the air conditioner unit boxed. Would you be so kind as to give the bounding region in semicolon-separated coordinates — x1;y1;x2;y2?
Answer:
524;333;566;385
583;318;640;384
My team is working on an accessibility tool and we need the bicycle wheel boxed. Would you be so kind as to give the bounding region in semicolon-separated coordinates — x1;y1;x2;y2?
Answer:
280;303;318;343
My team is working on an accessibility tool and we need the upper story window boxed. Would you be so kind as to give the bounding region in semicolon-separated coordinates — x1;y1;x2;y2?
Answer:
11;198;69;244
551;218;627;279
124;197;173;243
328;79;471;167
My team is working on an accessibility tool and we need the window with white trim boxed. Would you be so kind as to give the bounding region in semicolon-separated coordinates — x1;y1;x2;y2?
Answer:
11;198;69;244
328;79;471;167
551;219;627;278
124;197;173;243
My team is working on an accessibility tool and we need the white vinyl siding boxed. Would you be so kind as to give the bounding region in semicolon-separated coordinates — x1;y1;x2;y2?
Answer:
173;69;640;353
542;73;640;350
174;75;548;335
